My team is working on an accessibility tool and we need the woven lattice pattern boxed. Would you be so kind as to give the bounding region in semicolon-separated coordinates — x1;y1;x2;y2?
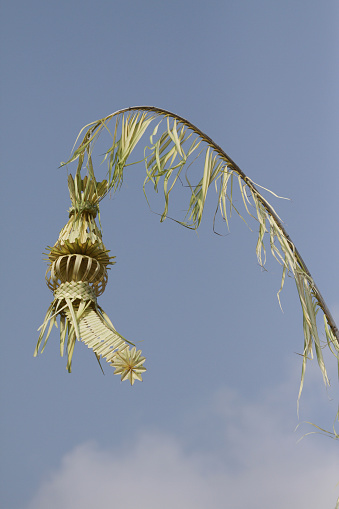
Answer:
54;281;97;302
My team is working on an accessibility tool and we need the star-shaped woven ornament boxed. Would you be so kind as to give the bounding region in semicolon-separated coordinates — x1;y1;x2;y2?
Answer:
111;347;146;385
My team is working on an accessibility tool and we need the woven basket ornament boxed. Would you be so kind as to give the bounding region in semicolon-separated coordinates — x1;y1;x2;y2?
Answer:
35;174;146;384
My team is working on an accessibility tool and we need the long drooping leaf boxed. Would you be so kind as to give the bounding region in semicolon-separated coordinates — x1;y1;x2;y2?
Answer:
61;105;339;406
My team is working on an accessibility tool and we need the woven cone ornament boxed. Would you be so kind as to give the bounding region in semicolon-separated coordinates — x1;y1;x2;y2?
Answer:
35;173;146;384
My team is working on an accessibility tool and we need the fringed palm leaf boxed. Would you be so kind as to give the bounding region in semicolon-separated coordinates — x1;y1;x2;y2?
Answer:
37;106;338;401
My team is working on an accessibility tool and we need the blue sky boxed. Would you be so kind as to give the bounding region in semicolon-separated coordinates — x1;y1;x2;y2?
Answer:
1;1;338;508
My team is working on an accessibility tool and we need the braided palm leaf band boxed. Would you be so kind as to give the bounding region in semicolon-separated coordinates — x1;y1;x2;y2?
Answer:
54;281;97;302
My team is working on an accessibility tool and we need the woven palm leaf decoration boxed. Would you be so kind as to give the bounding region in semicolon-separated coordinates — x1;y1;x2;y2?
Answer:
36;106;338;407
35;172;146;384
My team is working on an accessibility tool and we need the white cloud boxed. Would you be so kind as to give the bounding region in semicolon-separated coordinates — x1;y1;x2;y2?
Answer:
26;380;339;509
